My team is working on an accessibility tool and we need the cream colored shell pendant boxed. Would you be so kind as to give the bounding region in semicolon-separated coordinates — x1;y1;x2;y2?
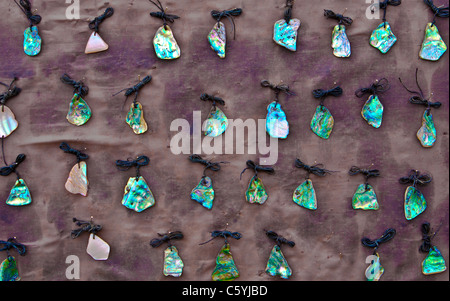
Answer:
0;78;21;139
85;7;114;54
60;142;89;196
71;218;110;261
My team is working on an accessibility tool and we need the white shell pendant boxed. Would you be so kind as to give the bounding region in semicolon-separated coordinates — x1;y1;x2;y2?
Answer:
85;32;109;54
86;233;110;261
0;106;19;138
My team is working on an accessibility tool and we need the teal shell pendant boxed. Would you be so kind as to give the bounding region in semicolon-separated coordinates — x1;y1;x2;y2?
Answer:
370;22;397;54
208;22;226;58
23;26;41;56
204;106;228;138
245;175;268;205
190;176;215;210
212;244;239;281
0;257;20;281
422;246;447;275
121;176;156;212
293;179;317;210
419;23;447;61
67;94;92;126
417;110;437;148
361;95;384;128
163;246;184;277
265;245;292;279
6;178;32;206
153;25;181;60
365;253;384;281
352;184;379;210
266;101;289;139
311;105;334;139
273;19;301;51
404;186;427;221
332;25;351;58
126;102;148;135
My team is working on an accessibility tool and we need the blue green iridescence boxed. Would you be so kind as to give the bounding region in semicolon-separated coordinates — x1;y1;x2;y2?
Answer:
366;253;384;281
273;19;301;51
126;102;148;135
293;179;317;210
332;25;351;58
361;95;383;128
153;25;181;60
404;186;427;221
6;179;32;206
245;176;268;205
212;244;239;281
266;101;289;139
163;246;184;277
420;23;447;61
208;22;226;58
190;176;214;210
352;184;379;210
121;176;155;212
422;246;447;275
23;26;41;56
205;106;228;137
417;110;437;148
67;94;92;126
0;257;20;281
370;22;397;54
265;245;292;279
311;105;334;139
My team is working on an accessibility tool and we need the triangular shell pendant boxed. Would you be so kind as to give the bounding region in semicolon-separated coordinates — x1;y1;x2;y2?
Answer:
204;106;228;138
67;94;92;126
86;233;110;261
6;179;32;206
23;26;41;56
266;101;289;139
0;256;20;281
121;176;156;212
404;186;427;220
332;25;351;58
265;245;292;279
422;246;447;275
126;102;148;135
212;244;239;281
370;22;397;54
0;106;19;138
208;22;226;58
245;175;268;205
273;19;301;51
352;184;379;210
85;31;109;54
417;110;437;148
163;246;184;277
420;23;447;61
65;161;88;197
365;253;384;281
311;105;334;139
293;179;317;210
153;25;181;60
361;95;384;128
190;176;215;210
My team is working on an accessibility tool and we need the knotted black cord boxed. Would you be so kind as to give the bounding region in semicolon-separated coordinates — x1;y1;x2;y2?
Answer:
199;230;242;245
88;7;114;34
399;170;432;188
116;156;150;179
14;0;41;28
361;228;396;254
113;75;152;109
211;8;243;40
261;80;294;103
0;153;26;180
295;159;334;179
284;0;295;23
355;78;390;99
0;238;26;259
189;154;228;178
419;222;442;253
424;0;449;26
349;166;380;189
150;231;184;248
149;0;180;28
379;0;402;28
61;74;89;99
0;78;22;109
265;230;295;248
324;9;353;28
71;217;102;239
60;142;89;167
200;93;226;108
240;160;275;180
313;86;343;106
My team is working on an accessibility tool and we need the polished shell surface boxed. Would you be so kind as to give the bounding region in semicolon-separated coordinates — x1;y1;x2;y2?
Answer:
208;22;226;58
370;22;397;54
163;246;184;277
0;257;20;281
122;176;156;212
67;94;92;126
422;246;447;275
265;245;292;279
153;25;181;60
23;26;41;56
293;179;317;210
266;101;289;139
366;253;384;281
126;102;148;135
361;95;383;128
190;176;215;210
204;106;228;137
273;18;301;51
6;179;32;206
311;105;334;139
86;234;110;261
245;175;268;205
404;186;427;220
85;31;109;54
352;184;379;210
0;106;19;138
332;25;351;58
65;161;88;196
417;110;437;148
419;23;447;61
212;244;239;281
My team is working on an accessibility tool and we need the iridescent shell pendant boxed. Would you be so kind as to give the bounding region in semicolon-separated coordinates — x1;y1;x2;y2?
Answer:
153;25;181;60
419;23;447;61
0;105;19;138
293;179;317;210
332;25;351;58
352;184;379;210
6;178;32;206
265;245;292;279
85;31;109;54
365;253;384;281
245;175;268;205
67;94;92;126
86;233;110;261
273;18;301;51
361;95;384;128
204;105;229;137
23;26;41;56
163;246;184;277
0;257;20;281
126;102;148;135
208;22;226;58
417;109;437;148
190;176;215;210
65;161;88;197
266;101;289;139
404;186;427;221
422;246;447;275
121;176;156;212
370;22;397;54
212;243;239;281
311;105;334;139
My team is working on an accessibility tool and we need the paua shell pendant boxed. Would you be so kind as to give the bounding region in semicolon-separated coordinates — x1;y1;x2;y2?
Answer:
163;246;184;277
65;161;88;197
266;102;289;139
190;176;215;210
265;245;292;279
361;95;383;128
208;22;226;58
273;19;301;51
86;234;110;261
245;175;268;205
23;26;41;56
370;22;397;54
153;25;181;60
420;23;447;61
293;179;317;210
332;25;351;58
311;105;334;139
366;253;384;281
422;246;447;275
85;31;109;54
121;176;156;212
126;102;148;135
404;186;427;220
0;257;20;281
0;106;19;138
67;94;92;126
417;110;437;148
204;106;228;137
352;184;379;210
6;179;32;206
212;244;239;281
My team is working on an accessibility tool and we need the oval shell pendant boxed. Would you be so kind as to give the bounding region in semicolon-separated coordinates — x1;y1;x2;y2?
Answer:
0;257;20;281
361;95;384;128
265;245;292;279
126;102;148;135
85;31;109;54
419;23;447;61
422;246;447;275
245;175;268;205
0;106;19;138
404;186;427;221
212;244;239;281
417;110;437;148
366;253;384;281
311;105;334;139
191;176;215;210
370;22;397;54
6;178;32;206
273;19;301;51
153;25;181;60
266;101;289;139
67;94;92;126
204;106;228;138
332;25;351;58
163;246;184;277
86;233;110;261
23;26;41;56
293;179;317;210
65;161;88;197
121;176;156;212
208;22;226;58
352;184;379;210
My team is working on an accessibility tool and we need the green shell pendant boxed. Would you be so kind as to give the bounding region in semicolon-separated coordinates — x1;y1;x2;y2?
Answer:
311;105;334;139
190;176;215;210
365;253;384;281
67;94;92;126
126;102;148;135
331;25;351;58
361;95;384;128
23;26;41;56
212;244;239;281
352;184;379;210
245;175;268;205
422;246;447;275
121;176;156;212
163;246;184;277
417;109;437;148
404;186;427;221
153;25;181;60
265;245;292;279
293;179;317;210
204;106;228;138
370;22;397;54
6;179;32;206
419;23;447;61
0;257;20;281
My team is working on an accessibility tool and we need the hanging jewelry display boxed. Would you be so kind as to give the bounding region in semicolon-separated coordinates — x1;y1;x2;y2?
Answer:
261;80;294;139
399;68;442;148
355;78;390;128
323;9;353;58
273;0;300;51
208;8;243;58
419;222;447;275
14;0;42;56
85;7;114;54
0;78;21;139
361;228;396;281
399;170;432;221
71;217;110;261
240;160;275;205
149;0;181;60
0;237;26;281
60;74;92;127
200;229;242;281
293;159;333;210
113;75;152;135
200;93;229;138
419;0;448;61
115;155;156;212
264;230;295;279
369;0;401;54
59;142;89;197
310;86;343;139
150;231;185;277
349;166;380;210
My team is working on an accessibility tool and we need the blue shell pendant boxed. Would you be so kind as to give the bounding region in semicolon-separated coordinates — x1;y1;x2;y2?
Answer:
266;102;289;139
23;26;42;56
